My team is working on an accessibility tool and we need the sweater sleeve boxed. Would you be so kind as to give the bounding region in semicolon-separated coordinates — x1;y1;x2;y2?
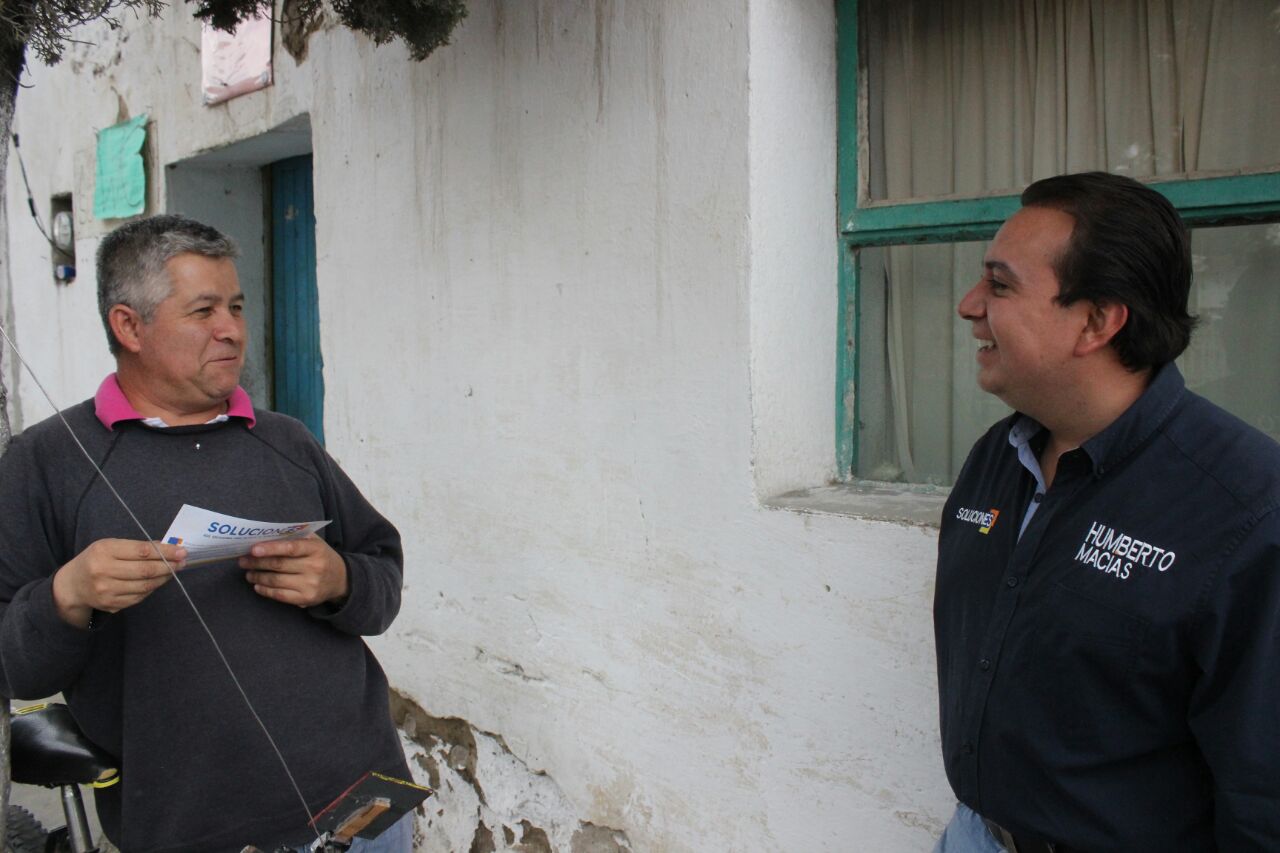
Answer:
1187;513;1280;851
0;433;94;700
305;444;404;637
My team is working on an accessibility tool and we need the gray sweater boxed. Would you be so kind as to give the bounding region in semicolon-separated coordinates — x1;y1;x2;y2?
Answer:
0;400;410;853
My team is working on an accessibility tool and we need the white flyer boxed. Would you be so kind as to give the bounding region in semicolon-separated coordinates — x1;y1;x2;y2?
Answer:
160;504;331;566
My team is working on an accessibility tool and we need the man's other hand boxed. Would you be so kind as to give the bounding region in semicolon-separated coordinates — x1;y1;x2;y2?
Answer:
52;539;188;628
238;534;349;608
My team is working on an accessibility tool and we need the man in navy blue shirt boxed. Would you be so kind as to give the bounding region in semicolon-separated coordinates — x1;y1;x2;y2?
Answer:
932;172;1280;852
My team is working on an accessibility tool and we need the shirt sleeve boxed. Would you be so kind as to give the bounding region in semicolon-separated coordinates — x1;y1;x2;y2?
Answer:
305;443;404;637
0;433;94;700
1187;514;1280;851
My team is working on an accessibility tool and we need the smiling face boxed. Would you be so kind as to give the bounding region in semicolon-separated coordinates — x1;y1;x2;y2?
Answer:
121;253;246;420
956;206;1092;416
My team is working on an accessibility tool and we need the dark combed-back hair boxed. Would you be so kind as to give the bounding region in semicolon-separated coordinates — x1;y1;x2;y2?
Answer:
1021;171;1196;371
96;214;238;355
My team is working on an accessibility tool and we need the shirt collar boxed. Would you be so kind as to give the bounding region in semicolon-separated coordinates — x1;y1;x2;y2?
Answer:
1008;362;1186;480
94;373;256;430
1007;416;1049;492
1079;362;1185;477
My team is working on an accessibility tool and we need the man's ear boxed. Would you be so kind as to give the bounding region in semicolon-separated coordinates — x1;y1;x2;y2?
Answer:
108;305;145;354
1075;300;1129;357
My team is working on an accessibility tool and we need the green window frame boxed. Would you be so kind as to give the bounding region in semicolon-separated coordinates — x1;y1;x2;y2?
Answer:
835;0;1280;478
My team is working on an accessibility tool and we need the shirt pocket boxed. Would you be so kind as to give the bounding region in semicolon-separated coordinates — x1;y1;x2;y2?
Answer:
1048;581;1148;657
1013;582;1150;751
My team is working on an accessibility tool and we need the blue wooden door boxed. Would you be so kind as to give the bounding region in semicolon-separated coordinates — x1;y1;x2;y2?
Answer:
270;154;324;443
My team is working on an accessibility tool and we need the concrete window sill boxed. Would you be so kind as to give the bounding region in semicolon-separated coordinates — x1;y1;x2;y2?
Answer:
763;480;949;528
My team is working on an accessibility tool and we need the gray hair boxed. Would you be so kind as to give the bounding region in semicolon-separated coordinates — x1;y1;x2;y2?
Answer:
96;214;239;355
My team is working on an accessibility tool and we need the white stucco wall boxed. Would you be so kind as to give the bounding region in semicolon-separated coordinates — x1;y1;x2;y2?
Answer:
748;0;841;498
4;1;952;850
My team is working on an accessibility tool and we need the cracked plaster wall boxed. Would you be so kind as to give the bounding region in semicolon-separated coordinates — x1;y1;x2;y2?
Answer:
7;1;954;850
392;691;631;853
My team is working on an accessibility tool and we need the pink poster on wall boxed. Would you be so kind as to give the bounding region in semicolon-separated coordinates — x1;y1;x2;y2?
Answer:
201;11;273;106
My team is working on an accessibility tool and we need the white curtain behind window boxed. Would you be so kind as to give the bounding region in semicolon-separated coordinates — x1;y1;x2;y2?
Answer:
861;0;1280;484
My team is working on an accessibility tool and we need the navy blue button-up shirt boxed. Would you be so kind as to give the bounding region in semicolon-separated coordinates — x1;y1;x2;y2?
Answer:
935;364;1280;852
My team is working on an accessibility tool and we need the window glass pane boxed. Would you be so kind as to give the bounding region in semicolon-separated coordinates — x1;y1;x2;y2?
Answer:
862;0;1280;202
1180;222;1280;444
857;222;1280;485
856;241;1009;485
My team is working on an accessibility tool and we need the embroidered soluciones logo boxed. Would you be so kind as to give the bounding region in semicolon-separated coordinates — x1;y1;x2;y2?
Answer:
1073;520;1177;581
956;506;1000;534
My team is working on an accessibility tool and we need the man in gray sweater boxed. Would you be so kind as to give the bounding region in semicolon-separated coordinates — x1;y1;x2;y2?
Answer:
0;216;412;853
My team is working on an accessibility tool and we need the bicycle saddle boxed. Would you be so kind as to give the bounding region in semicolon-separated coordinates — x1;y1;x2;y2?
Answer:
9;703;120;788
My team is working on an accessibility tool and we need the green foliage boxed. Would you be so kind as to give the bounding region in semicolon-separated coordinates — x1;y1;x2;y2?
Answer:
188;0;467;61
6;0;467;72
330;0;467;61
187;0;272;33
2;1;164;66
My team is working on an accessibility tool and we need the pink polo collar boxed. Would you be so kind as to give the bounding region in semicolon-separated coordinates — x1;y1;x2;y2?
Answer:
94;374;256;430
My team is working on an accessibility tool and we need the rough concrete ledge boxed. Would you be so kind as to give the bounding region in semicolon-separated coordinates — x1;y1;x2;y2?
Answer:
763;481;949;528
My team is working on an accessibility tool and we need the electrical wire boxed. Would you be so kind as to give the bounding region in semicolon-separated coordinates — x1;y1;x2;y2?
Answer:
9;134;62;254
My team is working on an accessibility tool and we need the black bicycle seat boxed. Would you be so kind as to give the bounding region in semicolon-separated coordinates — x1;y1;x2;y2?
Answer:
9;703;119;787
